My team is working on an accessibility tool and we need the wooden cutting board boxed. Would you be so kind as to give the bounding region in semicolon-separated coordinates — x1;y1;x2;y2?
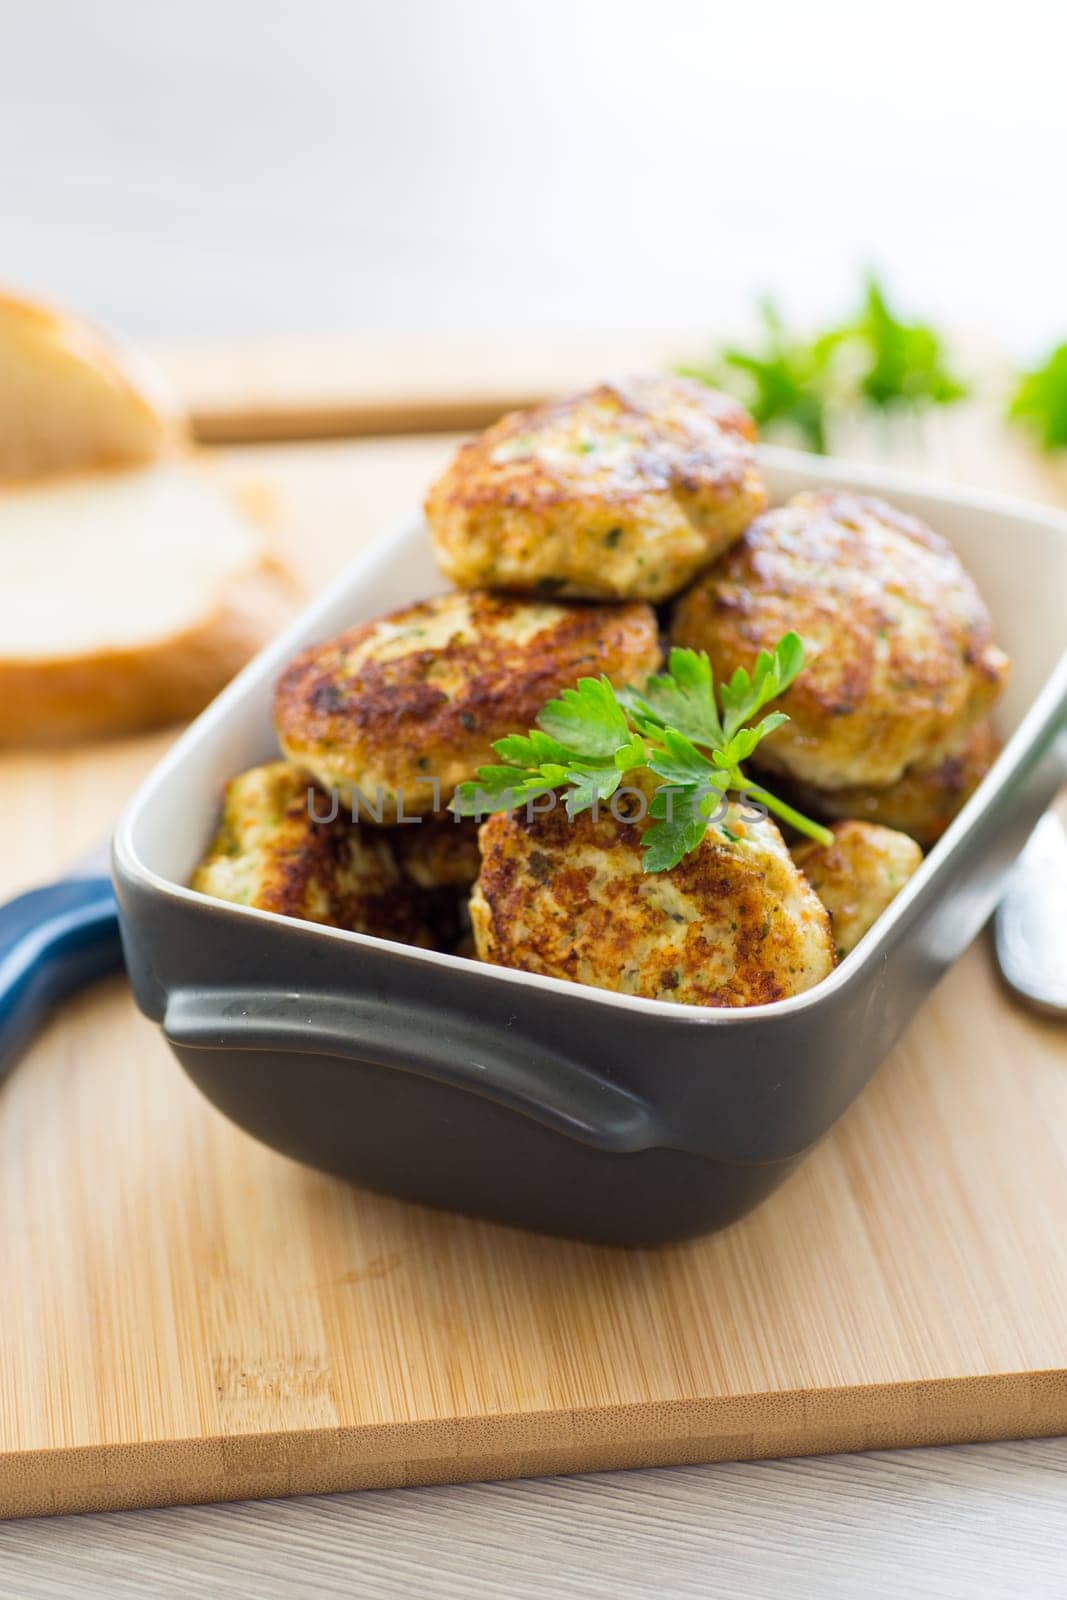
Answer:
1;428;1065;1522
147;329;704;442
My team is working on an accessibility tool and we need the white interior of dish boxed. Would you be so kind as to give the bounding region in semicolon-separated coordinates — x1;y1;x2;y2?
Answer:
117;445;1067;1012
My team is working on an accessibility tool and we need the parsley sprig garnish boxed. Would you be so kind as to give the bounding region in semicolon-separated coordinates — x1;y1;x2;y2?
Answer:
681;273;968;454
451;634;833;871
842;275;967;411
1008;342;1067;451
680;296;833;453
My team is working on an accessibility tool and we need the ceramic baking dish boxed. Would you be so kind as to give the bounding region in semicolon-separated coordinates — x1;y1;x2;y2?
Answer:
113;447;1067;1245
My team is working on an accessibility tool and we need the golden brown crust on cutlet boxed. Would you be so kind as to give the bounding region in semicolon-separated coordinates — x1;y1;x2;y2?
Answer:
273;591;662;820
470;794;834;1007
391;813;482;890
671;490;1009;790
191;762;457;947
425;375;766;601
792;820;923;958
782;718;1000;847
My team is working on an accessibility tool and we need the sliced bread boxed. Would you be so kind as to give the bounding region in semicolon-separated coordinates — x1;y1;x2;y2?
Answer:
0;289;183;479
0;462;295;743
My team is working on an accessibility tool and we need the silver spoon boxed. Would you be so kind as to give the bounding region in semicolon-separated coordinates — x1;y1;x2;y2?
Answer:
994;812;1067;1017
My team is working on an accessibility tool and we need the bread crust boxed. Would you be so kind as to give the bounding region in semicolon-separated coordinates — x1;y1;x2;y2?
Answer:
0;289;184;479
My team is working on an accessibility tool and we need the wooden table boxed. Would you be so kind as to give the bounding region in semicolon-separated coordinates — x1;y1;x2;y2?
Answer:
0;1439;1064;1600
1;416;1066;1596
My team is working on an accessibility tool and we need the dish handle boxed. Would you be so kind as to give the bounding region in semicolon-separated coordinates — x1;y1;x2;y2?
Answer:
163;986;658;1154
0;877;122;1084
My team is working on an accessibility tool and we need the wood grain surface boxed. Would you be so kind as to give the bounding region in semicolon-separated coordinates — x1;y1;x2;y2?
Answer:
1;432;1065;1522
3;1440;1066;1600
148;331;699;442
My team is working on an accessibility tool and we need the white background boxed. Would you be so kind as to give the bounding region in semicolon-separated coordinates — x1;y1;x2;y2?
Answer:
2;0;1064;355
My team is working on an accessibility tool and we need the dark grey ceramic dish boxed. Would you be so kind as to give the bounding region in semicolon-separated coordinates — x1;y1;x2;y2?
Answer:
113;448;1067;1245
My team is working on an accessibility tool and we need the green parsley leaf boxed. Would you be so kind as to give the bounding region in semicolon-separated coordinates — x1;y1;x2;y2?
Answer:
641;813;710;873
564;768;623;817
679;273;967;454
537;676;632;759
773;630;805;688
451;768;557;817
493;730;577;768
718;631;805;741
1008;343;1067;451
846;274;968;410
679;295;832;453
618;647;724;747
447;633;832;864
645;728;717;789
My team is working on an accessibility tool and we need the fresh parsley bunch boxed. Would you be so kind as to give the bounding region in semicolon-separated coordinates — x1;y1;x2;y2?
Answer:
1008;342;1067;451
680;296;833;454
838;275;968;412
451;634;833;872
681;274;968;454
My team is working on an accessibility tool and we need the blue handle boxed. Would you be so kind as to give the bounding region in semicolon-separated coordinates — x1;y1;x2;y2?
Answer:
0;877;123;1083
